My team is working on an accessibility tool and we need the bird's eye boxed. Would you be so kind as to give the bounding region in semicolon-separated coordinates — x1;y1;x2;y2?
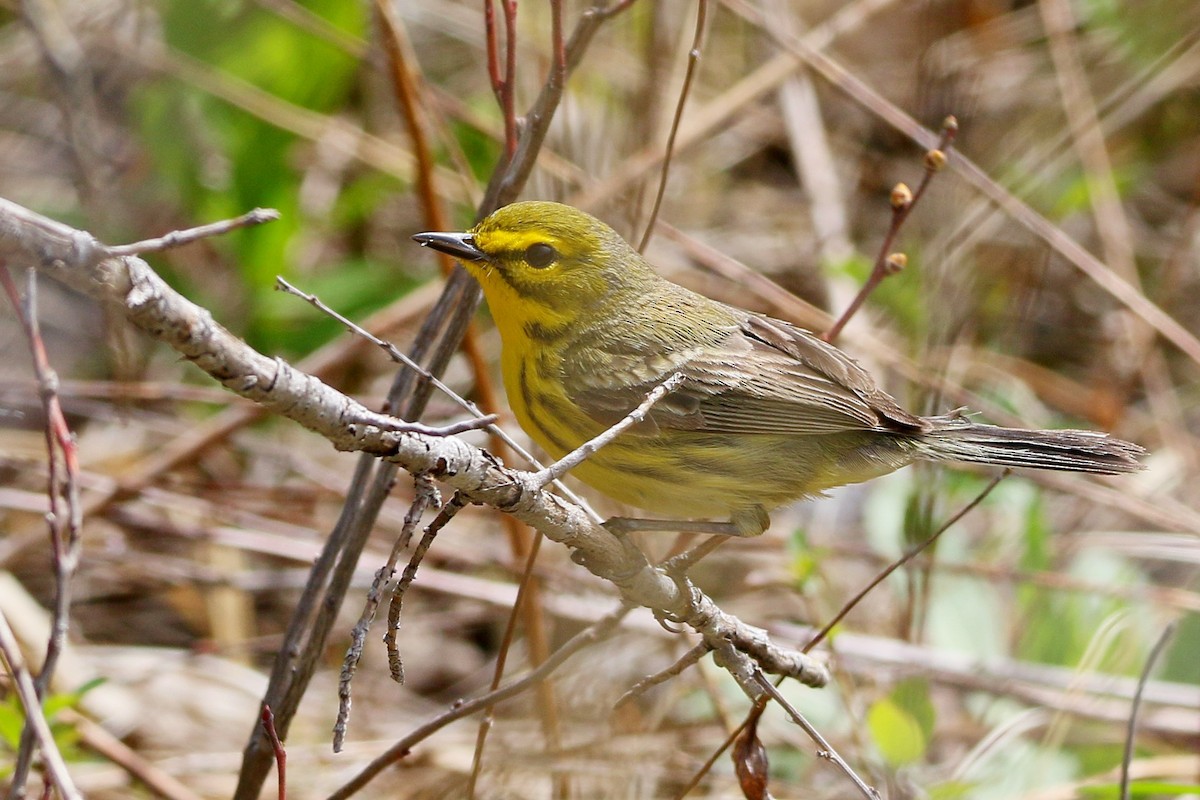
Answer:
524;243;558;269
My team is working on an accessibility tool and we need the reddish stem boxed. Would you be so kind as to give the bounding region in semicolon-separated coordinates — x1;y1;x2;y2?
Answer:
501;0;518;159
822;116;958;343
261;705;287;800
484;0;502;103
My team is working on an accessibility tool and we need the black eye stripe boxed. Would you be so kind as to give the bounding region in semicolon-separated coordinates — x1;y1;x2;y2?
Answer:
524;243;558;268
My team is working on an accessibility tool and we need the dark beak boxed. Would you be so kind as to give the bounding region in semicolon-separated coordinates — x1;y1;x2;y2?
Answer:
411;231;487;262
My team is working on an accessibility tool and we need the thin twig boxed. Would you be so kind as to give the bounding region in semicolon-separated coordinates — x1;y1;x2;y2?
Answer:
823;115;957;343
753;671;881;799
261;706;287;800
0;609;81;800
385;493;469;684
804;469;1008;653
105;208;280;256
615;643;710;708
659;534;729;577
500;0;518;159
485;0;501;107
637;0;707;252
1;265;83;797
1118;620;1178;800
327;606;631;800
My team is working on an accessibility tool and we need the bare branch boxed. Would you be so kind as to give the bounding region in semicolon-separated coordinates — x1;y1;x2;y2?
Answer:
334;476;439;752
384;493;467;683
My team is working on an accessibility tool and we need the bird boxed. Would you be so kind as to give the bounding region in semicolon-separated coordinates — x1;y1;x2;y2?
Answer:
413;201;1145;536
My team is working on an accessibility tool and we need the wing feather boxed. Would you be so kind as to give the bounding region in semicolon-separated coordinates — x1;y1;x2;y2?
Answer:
564;311;927;436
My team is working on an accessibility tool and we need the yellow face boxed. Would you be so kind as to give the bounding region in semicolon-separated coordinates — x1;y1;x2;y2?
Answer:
413;200;655;346
464;202;620;325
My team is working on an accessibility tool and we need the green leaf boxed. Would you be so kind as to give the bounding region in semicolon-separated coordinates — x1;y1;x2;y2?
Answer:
890;678;936;741
0;697;25;750
926;780;976;800
867;697;926;767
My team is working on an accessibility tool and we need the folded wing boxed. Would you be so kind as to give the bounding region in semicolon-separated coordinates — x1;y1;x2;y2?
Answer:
565;312;928;437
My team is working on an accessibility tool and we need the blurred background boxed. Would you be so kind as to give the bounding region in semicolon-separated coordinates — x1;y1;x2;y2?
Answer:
0;0;1197;797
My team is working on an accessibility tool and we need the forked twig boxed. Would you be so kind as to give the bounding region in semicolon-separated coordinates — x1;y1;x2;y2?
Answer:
334;476;439;752
384;493;469;684
1;265;84;796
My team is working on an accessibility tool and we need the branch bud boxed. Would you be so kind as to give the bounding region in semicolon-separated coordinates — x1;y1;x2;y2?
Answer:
924;149;947;171
885;253;907;274
890;183;913;209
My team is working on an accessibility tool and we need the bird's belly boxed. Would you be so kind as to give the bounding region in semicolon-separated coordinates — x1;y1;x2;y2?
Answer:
506;355;914;520
527;419;887;519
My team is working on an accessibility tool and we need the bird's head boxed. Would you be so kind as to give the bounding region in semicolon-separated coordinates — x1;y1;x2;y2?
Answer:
413;201;655;335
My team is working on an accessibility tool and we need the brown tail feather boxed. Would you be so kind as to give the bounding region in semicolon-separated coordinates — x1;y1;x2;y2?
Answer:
917;416;1145;475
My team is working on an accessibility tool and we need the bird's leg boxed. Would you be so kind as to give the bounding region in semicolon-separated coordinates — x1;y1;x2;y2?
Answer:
603;506;769;537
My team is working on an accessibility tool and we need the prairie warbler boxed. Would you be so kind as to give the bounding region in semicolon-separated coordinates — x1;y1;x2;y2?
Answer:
414;202;1144;536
